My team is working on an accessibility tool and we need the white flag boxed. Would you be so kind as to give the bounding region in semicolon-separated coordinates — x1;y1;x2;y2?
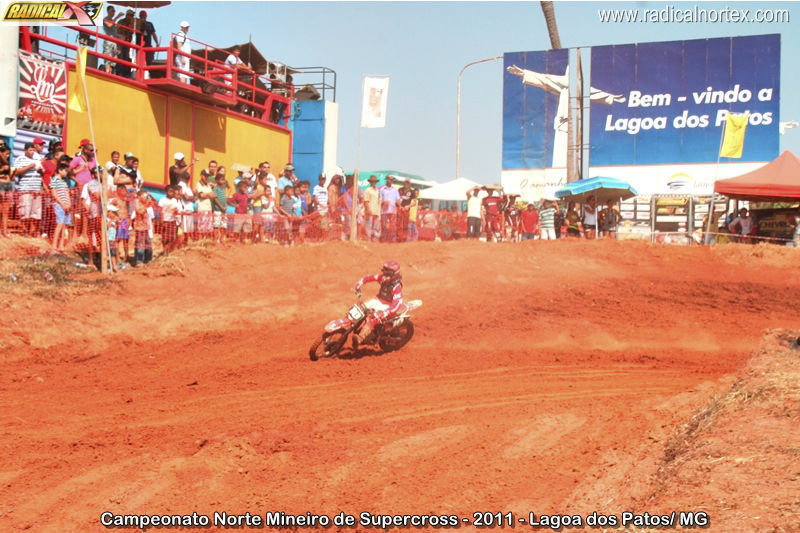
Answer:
361;76;390;128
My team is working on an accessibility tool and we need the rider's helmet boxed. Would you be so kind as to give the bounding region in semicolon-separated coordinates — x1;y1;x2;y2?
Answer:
381;260;401;281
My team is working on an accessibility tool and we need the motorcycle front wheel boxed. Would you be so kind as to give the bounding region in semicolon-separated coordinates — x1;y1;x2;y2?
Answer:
378;320;414;352
309;331;348;361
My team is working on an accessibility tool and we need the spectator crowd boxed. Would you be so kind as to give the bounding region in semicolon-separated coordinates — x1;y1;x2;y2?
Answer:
0;136;796;272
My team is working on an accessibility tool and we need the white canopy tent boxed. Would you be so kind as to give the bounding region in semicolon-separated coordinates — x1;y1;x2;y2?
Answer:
419;177;482;201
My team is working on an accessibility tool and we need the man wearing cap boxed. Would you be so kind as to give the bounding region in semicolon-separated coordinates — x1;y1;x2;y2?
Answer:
277;164;296;193
31;136;46;161
379;175;401;242
364;175;381;241
173;21;192;83
136;10;158;68
70;143;98;237
169;152;189;187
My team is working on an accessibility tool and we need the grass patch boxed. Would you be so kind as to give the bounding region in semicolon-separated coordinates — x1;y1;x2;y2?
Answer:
0;253;116;298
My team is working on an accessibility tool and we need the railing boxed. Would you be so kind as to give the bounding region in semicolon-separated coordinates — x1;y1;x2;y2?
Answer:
21;26;295;128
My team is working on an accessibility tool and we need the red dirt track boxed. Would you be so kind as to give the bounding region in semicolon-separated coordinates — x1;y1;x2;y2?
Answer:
1;240;799;532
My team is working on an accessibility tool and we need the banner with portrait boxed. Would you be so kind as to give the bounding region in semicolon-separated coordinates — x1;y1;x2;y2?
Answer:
18;50;67;136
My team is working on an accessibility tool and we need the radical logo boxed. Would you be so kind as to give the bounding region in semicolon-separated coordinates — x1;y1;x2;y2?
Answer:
3;1;102;26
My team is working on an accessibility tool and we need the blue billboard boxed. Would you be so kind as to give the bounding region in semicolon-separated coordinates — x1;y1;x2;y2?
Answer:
589;34;780;166
502;49;568;170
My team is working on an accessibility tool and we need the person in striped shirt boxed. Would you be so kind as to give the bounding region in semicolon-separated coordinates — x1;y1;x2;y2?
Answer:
538;199;560;241
14;142;44;237
49;163;72;253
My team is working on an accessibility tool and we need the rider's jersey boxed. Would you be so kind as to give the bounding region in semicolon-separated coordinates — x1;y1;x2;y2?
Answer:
358;273;403;317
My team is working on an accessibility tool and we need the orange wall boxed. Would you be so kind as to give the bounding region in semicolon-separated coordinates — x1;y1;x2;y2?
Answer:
65;68;291;187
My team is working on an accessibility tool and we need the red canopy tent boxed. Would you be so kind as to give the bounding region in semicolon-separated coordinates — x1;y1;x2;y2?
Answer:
714;150;800;200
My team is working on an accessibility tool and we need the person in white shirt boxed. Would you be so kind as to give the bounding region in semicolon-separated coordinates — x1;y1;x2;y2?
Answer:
728;208;755;243
158;186;181;253
312;173;329;216
466;187;483;238
173;21;192;83
177;173;195;244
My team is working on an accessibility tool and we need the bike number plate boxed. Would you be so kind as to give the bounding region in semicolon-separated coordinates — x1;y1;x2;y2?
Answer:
348;305;365;321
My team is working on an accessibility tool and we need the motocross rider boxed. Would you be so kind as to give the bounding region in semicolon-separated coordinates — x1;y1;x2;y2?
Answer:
353;260;403;343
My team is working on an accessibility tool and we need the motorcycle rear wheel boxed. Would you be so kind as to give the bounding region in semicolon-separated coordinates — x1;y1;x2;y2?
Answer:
309;331;348;361
378;320;414;352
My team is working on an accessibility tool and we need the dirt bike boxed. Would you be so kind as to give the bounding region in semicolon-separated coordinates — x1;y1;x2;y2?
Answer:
309;288;422;361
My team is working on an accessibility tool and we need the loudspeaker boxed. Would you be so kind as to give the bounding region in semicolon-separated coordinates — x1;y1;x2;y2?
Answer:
294;84;320;101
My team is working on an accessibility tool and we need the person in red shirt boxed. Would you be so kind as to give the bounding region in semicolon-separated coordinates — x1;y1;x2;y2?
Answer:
520;203;539;240
481;188;504;242
228;179;252;243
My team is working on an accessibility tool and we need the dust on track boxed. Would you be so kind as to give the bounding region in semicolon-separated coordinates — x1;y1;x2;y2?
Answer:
1;239;798;532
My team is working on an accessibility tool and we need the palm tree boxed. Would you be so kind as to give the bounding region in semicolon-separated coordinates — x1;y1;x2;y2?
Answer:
540;1;562;49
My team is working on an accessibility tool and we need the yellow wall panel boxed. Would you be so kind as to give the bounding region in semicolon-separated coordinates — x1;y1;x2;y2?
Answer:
65;68;290;188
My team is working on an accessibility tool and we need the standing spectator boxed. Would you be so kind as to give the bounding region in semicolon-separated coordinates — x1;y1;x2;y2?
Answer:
249;172;266;242
466;187;482;239
339;176;363;241
173;21;192;83
582;195;598;239
177;172;195;244
538;199;559;240
363;175;381;241
14;142;44;237
519;203;539;240
168;152;189;187
211;170;228;243
115;10;135;78
379;175;400;242
194;169;214;238
205;160;218;181
136;11;158;69
482;188;504;242
114;153;139;218
228;179;252;243
81;167;103;267
109;185;131;263
70;142;97;237
105;204;119;271
504;194;521;241
132;190;153;265
406;189;419;242
277;184;296;245
278;164;296;192
258;161;277;197
31;136;46;161
158;185;180;254
397;178;414;241
564;201;583;237
728;208;755;244
260;185;276;243
102;6;123;74
104;150;121;193
327;174;343;233
40;146;65;240
49;163;72;253
0;144;12;237
600;200;621;239
312;173;328;219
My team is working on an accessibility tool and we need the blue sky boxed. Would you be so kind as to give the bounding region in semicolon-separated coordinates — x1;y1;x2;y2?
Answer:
101;2;800;184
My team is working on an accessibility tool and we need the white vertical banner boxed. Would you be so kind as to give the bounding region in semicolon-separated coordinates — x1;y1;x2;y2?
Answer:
360;75;390;128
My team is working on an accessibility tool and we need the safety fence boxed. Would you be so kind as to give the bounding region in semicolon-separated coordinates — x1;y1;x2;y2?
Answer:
1;191;794;262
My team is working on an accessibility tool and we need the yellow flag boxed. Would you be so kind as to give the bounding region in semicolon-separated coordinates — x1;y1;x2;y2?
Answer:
719;112;748;158
68;46;88;113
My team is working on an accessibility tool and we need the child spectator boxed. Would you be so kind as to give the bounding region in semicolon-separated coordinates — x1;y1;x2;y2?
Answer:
212;170;228;243
194;169;214;238
260;186;275;243
106;204;119;271
158;185;181;254
49;163;72;253
406;189;419;241
109;184;131;264
81;168;103;268
0;144;11;237
132;190;153;265
277;184;295;245
228;179;252;243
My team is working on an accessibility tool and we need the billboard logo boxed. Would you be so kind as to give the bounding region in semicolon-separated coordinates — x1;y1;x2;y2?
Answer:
3;1;102;26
